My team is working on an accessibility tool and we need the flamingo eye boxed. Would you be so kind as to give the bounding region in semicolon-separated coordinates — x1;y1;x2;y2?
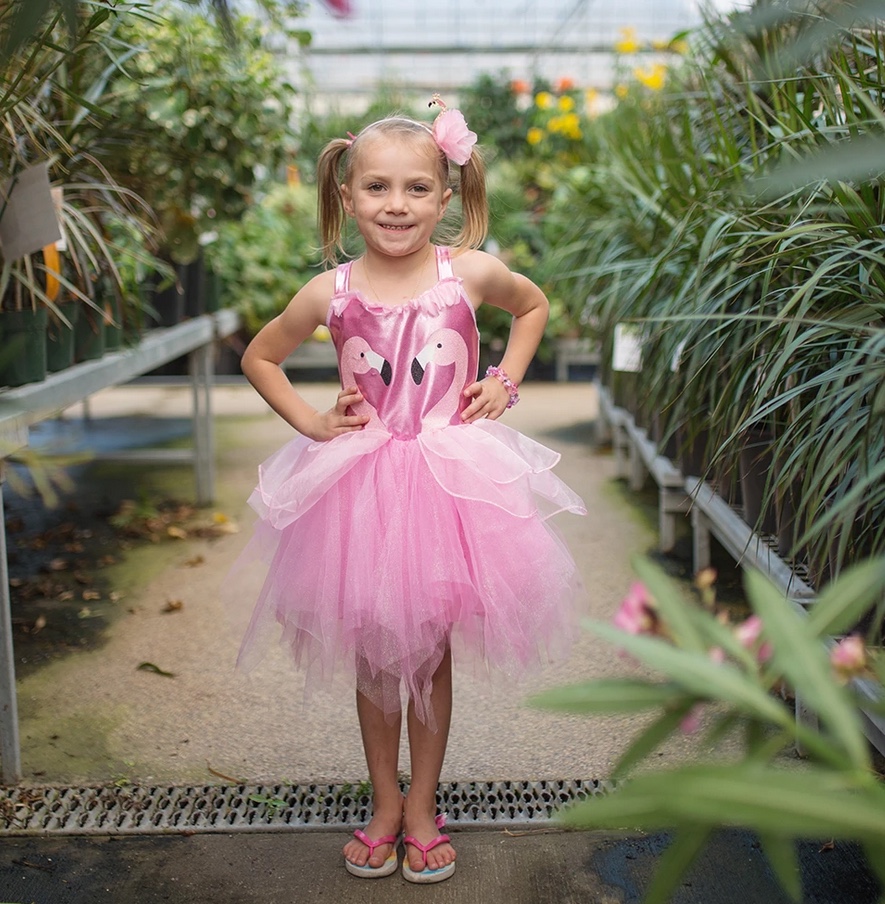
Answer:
436;343;442;348
360;352;365;357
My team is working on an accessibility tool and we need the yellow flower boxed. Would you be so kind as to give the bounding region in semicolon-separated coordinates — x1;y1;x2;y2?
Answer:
634;63;667;91
615;26;640;54
526;127;544;145
535;91;554;110
651;38;669;50
557;95;575;112
671;39;689;55
615;84;629;99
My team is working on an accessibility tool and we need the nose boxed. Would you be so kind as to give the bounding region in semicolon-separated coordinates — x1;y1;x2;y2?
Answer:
384;188;408;213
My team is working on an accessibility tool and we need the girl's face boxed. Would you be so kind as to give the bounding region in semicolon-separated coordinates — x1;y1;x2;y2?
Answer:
341;134;452;259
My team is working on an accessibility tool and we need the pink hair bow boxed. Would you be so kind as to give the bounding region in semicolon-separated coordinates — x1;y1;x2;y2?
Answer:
429;95;477;166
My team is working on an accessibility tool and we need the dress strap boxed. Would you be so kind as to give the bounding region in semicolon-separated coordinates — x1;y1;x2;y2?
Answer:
334;261;354;295
435;245;454;280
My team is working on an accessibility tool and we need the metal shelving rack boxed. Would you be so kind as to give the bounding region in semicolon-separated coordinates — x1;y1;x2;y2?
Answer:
0;310;240;784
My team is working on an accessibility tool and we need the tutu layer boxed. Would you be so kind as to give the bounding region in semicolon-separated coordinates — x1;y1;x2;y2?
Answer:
234;420;586;727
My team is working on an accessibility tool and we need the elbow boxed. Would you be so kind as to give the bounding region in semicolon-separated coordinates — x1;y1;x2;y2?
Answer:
240;340;261;384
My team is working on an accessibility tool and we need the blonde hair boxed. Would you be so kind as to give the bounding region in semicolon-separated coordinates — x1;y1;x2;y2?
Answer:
317;116;488;265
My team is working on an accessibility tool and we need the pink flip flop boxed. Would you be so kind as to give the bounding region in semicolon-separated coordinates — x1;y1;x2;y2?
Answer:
344;829;400;878
402;814;456;884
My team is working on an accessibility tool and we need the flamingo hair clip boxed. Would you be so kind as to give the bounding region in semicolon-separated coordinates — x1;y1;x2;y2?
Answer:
428;95;478;166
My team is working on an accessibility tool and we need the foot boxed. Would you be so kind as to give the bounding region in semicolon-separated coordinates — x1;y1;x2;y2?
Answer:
403;807;456;875
343;808;402;871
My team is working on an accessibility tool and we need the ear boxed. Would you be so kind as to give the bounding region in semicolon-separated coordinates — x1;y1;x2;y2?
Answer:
437;187;453;222
340;183;354;217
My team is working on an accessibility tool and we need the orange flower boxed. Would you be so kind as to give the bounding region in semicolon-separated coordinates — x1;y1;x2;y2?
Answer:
555;76;575;93
510;79;531;95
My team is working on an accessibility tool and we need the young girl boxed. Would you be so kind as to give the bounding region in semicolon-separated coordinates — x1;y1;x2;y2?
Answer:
235;98;585;884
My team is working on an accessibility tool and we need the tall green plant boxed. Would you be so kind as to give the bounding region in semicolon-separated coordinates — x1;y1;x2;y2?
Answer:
543;0;885;580
99;2;297;264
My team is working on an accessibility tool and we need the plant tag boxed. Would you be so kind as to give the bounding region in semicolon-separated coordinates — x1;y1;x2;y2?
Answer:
613;323;642;372
51;186;67;252
671;338;688;373
0;162;62;262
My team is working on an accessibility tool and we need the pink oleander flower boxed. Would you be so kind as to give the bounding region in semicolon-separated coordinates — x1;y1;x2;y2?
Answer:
681;703;704;734
432;109;478;165
735;615;773;663
613;581;660;636
830;635;868;681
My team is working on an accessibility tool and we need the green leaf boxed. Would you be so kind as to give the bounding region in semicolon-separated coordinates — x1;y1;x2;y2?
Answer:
560;763;885;841
745;571;869;770
612;703;696;781
586;620;791;727
806;558;885;639
758;833;801;903
528;679;687;715
644;827;712;904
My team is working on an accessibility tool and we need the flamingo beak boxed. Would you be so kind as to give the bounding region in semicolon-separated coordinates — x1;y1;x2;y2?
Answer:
365;350;393;386
411;344;432;385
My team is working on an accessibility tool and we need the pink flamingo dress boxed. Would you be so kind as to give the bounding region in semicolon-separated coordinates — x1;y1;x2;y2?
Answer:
236;246;586;727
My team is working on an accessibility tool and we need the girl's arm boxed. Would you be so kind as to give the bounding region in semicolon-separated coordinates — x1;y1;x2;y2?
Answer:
455;251;550;422
241;271;370;441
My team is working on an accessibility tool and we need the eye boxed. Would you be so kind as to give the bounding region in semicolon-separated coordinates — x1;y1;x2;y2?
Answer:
411;184;430;194
360;352;365;358
436;343;443;348
367;182;385;192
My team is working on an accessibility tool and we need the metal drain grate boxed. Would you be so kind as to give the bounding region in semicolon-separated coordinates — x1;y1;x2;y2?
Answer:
0;779;613;836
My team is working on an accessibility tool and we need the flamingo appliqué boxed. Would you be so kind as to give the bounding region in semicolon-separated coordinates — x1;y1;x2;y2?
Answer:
411;328;470;430
340;336;392;428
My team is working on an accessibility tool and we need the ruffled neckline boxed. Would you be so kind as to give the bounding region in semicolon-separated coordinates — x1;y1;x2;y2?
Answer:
329;275;468;318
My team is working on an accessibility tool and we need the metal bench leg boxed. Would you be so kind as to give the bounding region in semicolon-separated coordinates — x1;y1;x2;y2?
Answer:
692;505;711;573
659;487;676;553
0;465;22;784
190;344;215;507
629;440;646;492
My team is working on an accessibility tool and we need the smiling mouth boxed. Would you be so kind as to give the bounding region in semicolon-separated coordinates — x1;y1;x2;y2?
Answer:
379;224;413;231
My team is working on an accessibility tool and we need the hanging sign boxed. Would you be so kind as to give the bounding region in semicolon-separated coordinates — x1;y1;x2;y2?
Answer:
0;162;62;262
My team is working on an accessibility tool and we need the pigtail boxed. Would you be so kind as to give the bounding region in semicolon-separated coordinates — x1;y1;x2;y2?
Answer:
451;146;488;252
317;138;352;266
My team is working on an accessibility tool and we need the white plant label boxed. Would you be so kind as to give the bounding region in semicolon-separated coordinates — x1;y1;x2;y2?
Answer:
613;323;643;372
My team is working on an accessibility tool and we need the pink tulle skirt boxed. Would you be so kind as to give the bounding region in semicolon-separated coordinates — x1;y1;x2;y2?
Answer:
233;419;586;728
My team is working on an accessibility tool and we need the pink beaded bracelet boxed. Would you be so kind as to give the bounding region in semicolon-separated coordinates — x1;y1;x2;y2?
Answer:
485;365;520;408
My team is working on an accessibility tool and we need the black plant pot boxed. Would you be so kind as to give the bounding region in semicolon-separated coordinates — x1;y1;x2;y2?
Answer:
738;429;777;535
0;307;48;386
45;303;79;373
147;265;187;328
74;307;106;362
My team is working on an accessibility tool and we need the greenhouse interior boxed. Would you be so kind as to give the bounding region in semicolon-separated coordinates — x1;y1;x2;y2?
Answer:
2;0;885;899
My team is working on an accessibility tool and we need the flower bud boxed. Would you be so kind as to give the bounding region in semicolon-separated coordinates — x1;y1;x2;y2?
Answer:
830;635;867;681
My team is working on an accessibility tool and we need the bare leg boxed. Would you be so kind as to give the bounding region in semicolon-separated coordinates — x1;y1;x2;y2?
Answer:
342;688;404;869
404;646;456;872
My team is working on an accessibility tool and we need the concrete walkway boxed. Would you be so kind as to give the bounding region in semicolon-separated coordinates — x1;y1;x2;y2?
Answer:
18;380;701;787
5;380;879;903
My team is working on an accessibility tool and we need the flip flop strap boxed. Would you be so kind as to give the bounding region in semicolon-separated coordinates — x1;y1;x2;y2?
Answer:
403;833;451;868
353;829;397;854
